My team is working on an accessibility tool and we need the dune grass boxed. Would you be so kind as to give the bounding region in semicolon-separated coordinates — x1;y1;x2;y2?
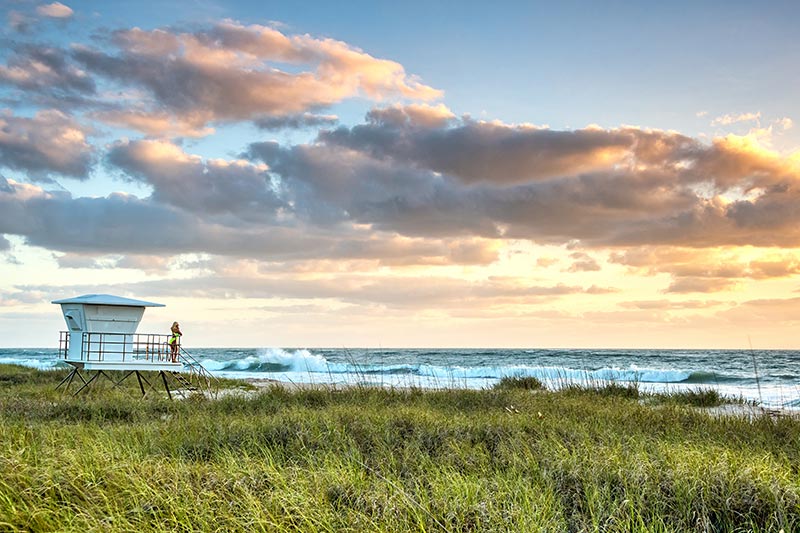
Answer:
0;364;798;532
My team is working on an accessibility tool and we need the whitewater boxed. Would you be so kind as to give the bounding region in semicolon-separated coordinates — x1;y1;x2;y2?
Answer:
2;347;799;408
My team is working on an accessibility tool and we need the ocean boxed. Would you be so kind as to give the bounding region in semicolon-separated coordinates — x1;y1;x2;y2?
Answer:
2;347;799;408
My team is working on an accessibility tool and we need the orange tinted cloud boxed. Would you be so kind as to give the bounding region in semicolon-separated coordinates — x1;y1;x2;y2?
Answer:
711;112;760;126
609;247;800;292
70;21;442;134
719;297;800;326
619;299;726;310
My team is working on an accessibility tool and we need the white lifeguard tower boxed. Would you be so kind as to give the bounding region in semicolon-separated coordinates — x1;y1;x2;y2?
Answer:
53;294;214;397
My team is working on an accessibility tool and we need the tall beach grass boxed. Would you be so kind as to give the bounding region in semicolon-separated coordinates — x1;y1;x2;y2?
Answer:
0;364;798;532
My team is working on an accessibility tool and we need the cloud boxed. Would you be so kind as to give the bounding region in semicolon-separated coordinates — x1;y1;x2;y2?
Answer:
536;257;559;268
610;247;800;281
262;113;800;248
54;252;105;269
90;110;214;138
68;20;441;133
18;274;587;310
0;176;498;266
619;299;726;310
7;11;33;33
0;45;95;95
320;113;635;185
54;252;175;272
107;139;283;220
0;109;94;179
609;246;800;293
6;3;73;34
366;103;456;129
2;22;799;266
566;252;601;272
254;112;338;131
247;140;500;234
0;288;49;305
0;178;195;254
748;257;800;278
36;3;74;19
718;297;800;325
711;112;761;126
584;285;619;295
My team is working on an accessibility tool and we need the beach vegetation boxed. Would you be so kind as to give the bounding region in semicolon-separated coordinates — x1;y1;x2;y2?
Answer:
0;364;798;532
654;387;724;407
493;375;546;391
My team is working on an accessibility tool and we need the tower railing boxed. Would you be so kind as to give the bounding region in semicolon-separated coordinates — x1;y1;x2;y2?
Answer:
59;331;177;363
178;346;219;392
58;331;70;358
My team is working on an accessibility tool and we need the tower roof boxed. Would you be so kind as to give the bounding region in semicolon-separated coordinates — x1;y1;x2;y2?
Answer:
51;294;165;307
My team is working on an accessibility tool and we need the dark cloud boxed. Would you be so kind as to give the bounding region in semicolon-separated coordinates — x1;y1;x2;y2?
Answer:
0;109;94;179
0;44;95;95
0;234;9;251
248;108;800;249
0;176;498;266
7;11;34;33
254;112;338;131
247;126;800;249
0;180;194;254
107;139;284;221
321;115;637;185
248;140;501;234
54;253;104;269
365;104;456;129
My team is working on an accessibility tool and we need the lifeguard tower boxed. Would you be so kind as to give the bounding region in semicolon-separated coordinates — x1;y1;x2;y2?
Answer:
53;294;214;397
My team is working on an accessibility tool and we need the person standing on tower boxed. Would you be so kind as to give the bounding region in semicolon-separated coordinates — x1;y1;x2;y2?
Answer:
169;321;182;362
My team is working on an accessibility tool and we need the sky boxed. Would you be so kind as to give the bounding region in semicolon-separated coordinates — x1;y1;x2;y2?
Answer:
1;0;799;349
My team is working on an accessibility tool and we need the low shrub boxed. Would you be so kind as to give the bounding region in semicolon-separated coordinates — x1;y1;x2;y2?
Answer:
494;375;546;391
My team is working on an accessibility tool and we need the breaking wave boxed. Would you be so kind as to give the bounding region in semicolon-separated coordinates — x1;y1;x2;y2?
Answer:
198;348;740;385
0;356;67;371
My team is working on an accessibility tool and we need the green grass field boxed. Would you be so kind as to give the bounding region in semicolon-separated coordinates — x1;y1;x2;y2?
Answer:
0;365;798;532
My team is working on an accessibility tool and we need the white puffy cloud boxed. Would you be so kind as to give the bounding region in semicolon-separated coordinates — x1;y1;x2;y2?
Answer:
36;3;73;19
